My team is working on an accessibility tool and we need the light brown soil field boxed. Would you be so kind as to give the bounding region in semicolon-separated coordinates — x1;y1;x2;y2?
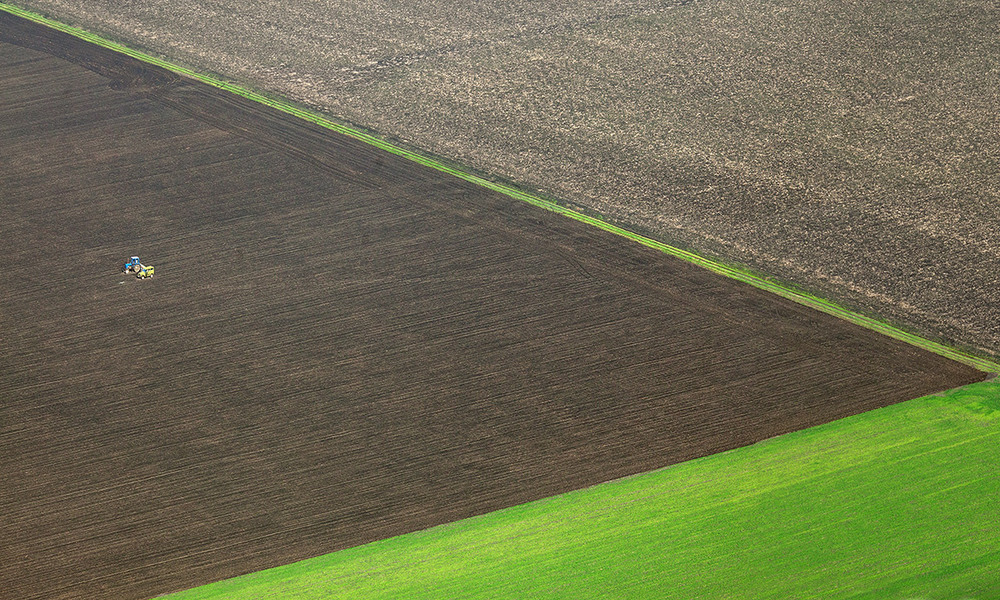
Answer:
0;14;985;600
12;0;1000;358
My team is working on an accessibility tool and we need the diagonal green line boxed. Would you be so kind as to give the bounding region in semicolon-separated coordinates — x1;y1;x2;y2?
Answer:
3;1;997;372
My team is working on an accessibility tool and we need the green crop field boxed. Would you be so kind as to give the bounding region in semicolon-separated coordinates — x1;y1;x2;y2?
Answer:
160;379;1000;600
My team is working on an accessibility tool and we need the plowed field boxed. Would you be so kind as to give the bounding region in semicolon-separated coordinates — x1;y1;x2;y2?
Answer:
0;14;985;600
12;0;1000;356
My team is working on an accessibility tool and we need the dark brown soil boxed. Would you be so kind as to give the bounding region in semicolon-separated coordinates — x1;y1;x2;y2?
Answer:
0;14;985;600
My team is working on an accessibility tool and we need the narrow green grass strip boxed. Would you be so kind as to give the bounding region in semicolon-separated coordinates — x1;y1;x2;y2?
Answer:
4;1;997;372
157;379;1000;599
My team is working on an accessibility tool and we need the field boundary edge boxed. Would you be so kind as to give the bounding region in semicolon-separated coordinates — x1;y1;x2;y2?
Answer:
4;1;997;373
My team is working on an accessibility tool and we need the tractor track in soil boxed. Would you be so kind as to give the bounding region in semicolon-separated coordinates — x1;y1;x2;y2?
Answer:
0;13;986;600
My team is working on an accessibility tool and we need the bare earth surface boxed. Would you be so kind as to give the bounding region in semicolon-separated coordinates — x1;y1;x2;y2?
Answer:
11;0;1000;357
0;15;985;600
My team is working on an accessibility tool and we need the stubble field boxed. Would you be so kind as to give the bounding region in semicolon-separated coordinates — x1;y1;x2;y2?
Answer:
11;0;1000;357
0;14;985;600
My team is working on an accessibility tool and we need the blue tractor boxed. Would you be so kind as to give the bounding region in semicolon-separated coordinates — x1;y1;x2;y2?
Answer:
122;256;142;273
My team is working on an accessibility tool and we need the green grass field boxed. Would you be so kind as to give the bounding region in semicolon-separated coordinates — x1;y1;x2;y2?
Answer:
159;379;1000;600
